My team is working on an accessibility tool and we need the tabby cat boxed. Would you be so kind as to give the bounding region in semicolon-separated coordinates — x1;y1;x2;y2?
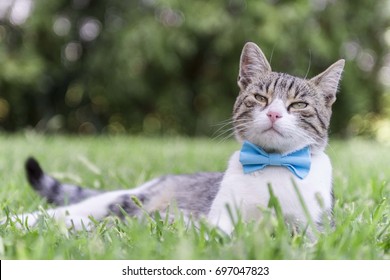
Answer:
9;42;345;236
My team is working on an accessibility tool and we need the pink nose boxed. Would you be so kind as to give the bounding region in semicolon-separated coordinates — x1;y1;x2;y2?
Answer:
267;111;282;123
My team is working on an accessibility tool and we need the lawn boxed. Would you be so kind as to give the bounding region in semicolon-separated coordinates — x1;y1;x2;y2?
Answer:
0;134;389;259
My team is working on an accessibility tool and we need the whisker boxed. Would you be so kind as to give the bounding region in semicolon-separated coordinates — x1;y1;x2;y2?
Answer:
326;142;335;153
216;132;236;143
212;120;252;143
304;50;312;80
211;118;253;138
216;124;250;143
269;42;279;67
213;124;248;141
212;122;234;137
212;119;234;127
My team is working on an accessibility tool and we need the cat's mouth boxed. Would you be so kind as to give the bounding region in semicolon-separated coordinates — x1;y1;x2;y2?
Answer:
263;126;284;137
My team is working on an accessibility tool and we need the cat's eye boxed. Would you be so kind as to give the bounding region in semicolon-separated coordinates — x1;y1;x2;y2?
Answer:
254;94;268;105
290;102;308;110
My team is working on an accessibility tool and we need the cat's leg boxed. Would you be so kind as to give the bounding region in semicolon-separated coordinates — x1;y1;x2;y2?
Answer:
207;189;239;235
207;206;235;235
7;189;135;229
207;178;263;235
7;178;163;230
9;158;223;230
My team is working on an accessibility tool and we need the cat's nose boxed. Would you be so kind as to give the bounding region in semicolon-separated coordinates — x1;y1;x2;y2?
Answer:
267;111;283;123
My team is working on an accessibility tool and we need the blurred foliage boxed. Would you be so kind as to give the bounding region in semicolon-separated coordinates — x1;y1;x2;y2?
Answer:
0;0;390;138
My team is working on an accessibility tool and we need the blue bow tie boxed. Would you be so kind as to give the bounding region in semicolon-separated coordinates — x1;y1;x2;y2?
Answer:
239;141;311;179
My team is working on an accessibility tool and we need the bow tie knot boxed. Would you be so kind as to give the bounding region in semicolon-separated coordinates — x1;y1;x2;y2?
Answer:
268;153;282;166
239;141;311;179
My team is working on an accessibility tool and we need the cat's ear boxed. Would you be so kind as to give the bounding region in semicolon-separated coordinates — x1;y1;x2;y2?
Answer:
310;59;345;107
238;42;271;90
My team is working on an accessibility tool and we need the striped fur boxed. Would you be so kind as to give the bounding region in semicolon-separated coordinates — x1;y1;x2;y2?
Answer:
234;42;344;154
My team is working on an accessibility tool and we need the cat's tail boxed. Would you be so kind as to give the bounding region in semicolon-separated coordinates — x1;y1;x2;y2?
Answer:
25;157;101;206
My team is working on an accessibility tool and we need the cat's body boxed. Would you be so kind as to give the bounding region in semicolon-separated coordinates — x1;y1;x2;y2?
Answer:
9;42;345;236
22;163;224;229
208;150;333;234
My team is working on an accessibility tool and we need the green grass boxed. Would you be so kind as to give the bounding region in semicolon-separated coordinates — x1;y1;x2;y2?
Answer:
0;134;389;259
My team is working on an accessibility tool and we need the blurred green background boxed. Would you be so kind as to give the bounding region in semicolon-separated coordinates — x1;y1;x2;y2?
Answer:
1;0;390;141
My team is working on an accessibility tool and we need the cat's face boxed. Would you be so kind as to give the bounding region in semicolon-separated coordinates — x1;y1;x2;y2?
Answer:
233;42;345;154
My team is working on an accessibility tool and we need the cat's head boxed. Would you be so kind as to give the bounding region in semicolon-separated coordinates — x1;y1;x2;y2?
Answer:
233;42;345;154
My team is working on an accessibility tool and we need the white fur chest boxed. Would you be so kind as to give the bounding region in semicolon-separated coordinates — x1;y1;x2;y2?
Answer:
207;150;333;234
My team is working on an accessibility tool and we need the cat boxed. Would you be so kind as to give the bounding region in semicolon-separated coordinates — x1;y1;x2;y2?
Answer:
8;42;345;237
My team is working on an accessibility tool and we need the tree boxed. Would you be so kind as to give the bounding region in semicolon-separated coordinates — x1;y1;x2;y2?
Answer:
0;0;389;137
